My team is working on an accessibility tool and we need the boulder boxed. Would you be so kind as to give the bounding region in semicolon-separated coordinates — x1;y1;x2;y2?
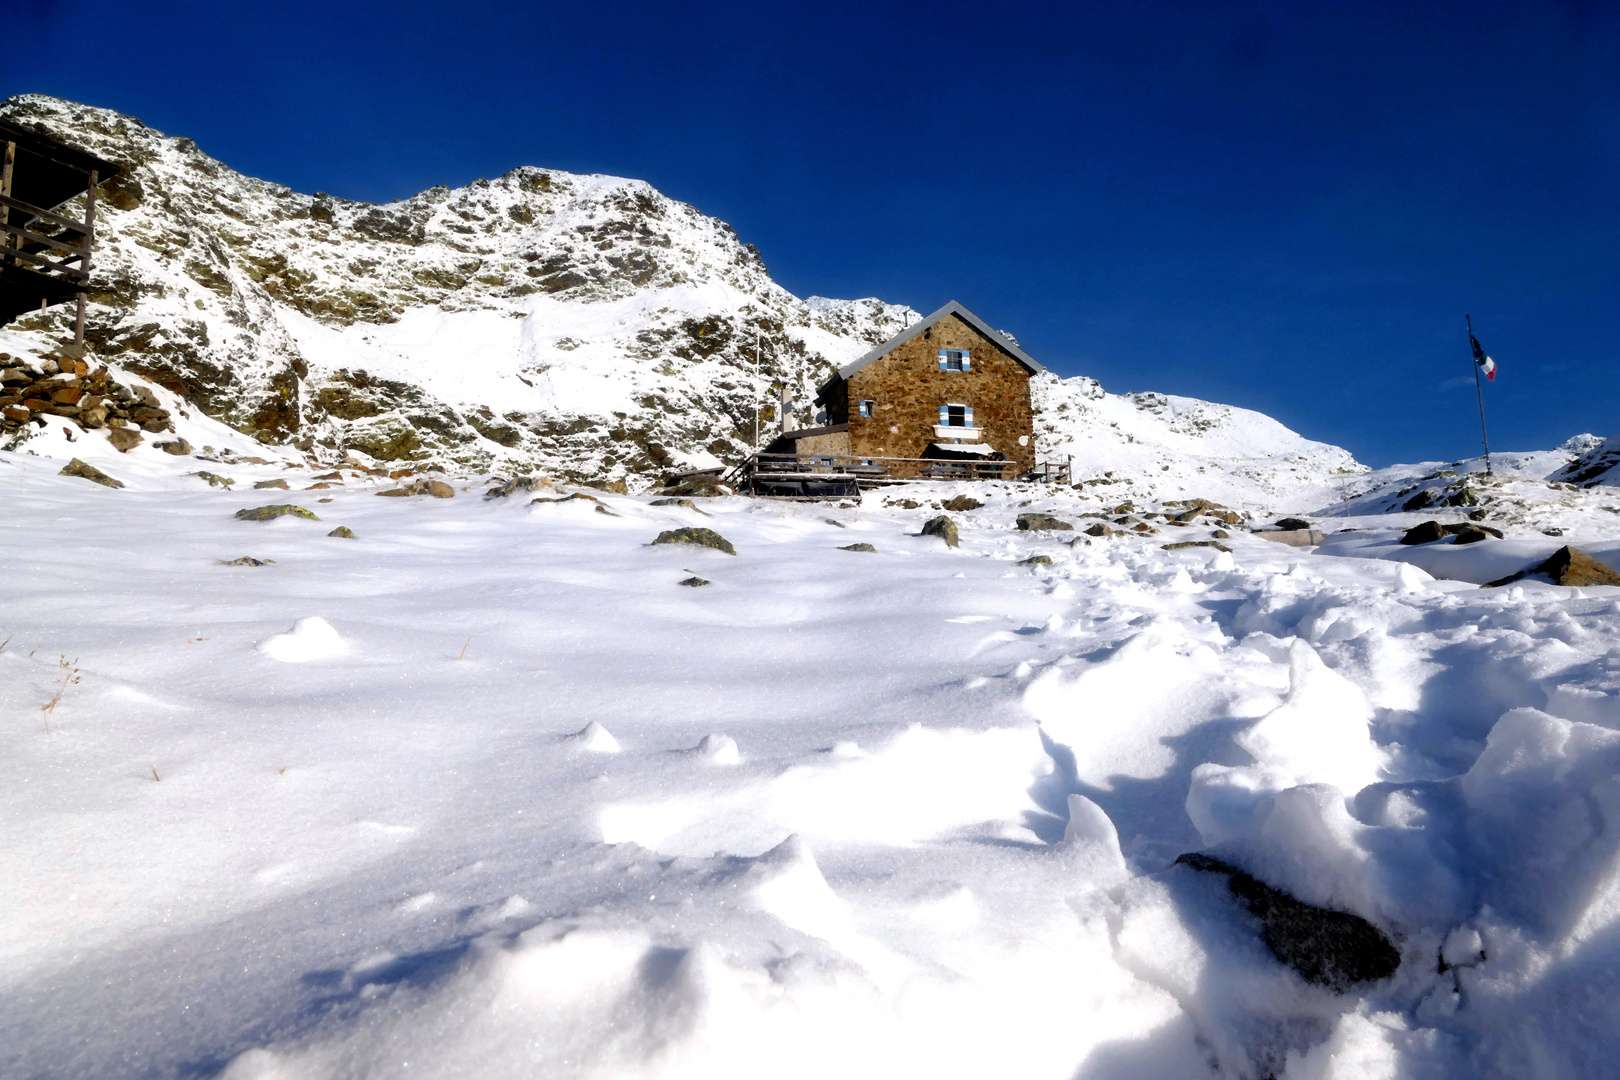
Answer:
59;457;123;488
594;503;620;517
253;479;290;490
1163;540;1232;553
107;426;143;453
1486;546;1620;589
1016;512;1072;531
1175;853;1400;991
1082;522;1113;537
840;543;877;552
651;497;702;512
328;526;357;538
942;495;983;512
1019;554;1054;566
651;527;737;554
1211;529;1231;539
155;438;192;455
220;556;274;566
193;471;235;489
678;575;712;587
423;480;455;498
1274;517;1312;531
235;504;320;522
921;515;959;548
1400;520;1448;545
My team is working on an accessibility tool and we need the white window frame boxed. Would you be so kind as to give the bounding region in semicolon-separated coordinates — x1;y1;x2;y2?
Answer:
937;349;971;372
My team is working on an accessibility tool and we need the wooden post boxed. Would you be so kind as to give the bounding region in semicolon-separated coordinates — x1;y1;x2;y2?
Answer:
70;168;98;359
1;141;13;260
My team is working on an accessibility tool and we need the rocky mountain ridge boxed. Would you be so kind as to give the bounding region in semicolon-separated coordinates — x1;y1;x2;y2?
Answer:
0;95;918;483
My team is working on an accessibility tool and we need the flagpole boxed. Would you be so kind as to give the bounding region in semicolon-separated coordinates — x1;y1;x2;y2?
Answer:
1466;314;1491;476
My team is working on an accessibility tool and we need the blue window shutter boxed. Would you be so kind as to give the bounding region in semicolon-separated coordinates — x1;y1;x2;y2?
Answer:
939;404;948;426
961;351;971;371
937;349;948;370
965;406;974;427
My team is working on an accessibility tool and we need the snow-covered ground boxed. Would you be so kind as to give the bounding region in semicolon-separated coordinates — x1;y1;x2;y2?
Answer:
5;434;1620;1080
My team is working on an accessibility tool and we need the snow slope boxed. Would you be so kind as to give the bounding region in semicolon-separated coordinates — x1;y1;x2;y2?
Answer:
6;450;1620;1078
1033;374;1365;511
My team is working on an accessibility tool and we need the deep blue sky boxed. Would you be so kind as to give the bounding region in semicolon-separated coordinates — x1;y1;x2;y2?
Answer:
8;1;1619;466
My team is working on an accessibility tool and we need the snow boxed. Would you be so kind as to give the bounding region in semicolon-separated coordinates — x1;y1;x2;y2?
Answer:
5;438;1620;1079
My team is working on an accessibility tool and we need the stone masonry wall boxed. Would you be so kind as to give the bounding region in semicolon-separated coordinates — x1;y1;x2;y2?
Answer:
842;313;1035;471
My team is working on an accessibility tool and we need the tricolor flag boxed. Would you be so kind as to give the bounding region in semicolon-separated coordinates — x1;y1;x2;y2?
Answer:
1470;333;1497;382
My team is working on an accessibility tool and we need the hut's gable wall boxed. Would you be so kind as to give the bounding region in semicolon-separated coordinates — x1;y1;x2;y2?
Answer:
844;313;1035;469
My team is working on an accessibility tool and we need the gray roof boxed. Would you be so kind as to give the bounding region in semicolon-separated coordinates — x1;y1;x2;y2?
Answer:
827;300;1046;387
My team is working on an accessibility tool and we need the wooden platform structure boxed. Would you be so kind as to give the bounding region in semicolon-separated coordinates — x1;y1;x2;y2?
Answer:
723;453;1072;499
0;119;120;356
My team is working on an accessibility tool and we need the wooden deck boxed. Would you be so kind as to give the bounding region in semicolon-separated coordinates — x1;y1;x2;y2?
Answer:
1;120;120;353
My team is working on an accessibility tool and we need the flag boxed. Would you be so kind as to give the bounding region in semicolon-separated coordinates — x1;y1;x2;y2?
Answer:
1470;334;1497;382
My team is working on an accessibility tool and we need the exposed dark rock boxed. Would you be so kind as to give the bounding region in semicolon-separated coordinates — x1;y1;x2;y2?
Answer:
1016;512;1072;531
942;495;983;512
1019;554;1054;565
1175;853;1400;991
327;526;356;538
651;497;703;512
594;503;620;517
840;543;877;552
1083;522;1113;537
678;575;711;587
1211;529;1231;539
234;504;319;521
1163;540;1232;552
1486;546;1620;588
921;515;959;548
1403;520;1505;546
1401;489;1437;512
155;437;192;455
253;479;290;490
193;471;235;488
1400;520;1448;545
652;527;737;554
59;457;123;488
220;556;274;566
531;492;603;506
1274;517;1312;531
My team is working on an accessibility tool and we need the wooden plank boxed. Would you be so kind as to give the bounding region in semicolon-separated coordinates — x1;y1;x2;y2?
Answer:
0;193;92;236
0;221;90;257
0;245;89;279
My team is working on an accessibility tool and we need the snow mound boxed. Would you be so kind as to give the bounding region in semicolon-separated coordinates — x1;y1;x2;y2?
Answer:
566;721;621;753
256;617;348;663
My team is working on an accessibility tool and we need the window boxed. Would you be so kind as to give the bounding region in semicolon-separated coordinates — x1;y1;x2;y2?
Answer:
937;349;971;372
858;400;874;418
939;403;974;428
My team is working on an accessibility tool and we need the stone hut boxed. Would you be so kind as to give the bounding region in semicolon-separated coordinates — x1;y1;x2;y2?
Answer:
769;301;1044;474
